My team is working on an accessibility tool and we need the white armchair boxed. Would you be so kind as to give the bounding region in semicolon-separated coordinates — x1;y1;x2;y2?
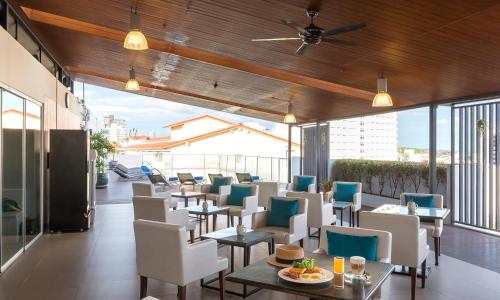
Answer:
287;191;336;241
254;181;286;209
332;181;362;227
218;184;259;226
132;196;197;243
132;182;178;210
134;220;228;300
360;211;429;300
401;193;444;266
287;175;316;193
200;176;233;206
252;196;308;247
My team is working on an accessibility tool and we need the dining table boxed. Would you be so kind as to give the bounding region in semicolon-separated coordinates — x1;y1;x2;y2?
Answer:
225;251;394;300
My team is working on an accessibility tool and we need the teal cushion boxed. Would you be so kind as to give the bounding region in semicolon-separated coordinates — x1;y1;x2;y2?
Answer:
295;176;314;192
404;195;434;208
335;183;358;202
228;185;253;206
267;198;299;228
210;176;231;193
326;231;378;261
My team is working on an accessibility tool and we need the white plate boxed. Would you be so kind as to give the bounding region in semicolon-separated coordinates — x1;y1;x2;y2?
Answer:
278;267;334;284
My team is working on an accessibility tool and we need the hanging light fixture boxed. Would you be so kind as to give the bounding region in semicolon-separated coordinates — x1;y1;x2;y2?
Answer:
125;66;140;91
372;73;393;107
284;101;297;124
123;7;148;50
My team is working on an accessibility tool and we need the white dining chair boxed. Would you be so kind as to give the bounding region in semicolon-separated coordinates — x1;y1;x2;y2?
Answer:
200;176;233;206
331;181;362;227
217;184;259;226
132;182;178;210
134;220;228;300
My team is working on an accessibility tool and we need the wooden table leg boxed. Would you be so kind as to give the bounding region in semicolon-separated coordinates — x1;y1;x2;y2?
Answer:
340;210;343;226
227;211;230;228
206;214;210;233
213;214;217;232
199;215;203;236
185;197;188;208
230;246;234;273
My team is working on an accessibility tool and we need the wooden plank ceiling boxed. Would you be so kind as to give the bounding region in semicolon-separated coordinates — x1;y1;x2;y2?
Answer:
9;0;500;123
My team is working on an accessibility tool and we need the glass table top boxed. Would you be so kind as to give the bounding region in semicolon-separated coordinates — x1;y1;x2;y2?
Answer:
201;227;274;246
225;252;394;300
372;204;450;220
185;205;229;214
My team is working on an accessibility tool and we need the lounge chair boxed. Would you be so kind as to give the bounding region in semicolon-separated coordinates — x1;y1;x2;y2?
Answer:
236;172;253;183
113;163;146;181
208;173;223;183
177;173;205;190
147;171;178;192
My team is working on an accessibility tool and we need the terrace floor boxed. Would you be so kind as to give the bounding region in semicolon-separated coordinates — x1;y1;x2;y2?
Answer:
1;203;500;300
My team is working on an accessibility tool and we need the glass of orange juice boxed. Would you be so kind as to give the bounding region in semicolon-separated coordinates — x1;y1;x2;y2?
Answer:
333;256;344;274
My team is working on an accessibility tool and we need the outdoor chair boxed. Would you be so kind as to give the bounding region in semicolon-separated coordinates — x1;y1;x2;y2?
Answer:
217;184;259;226
134;220;227;300
208;173;223;184
147;173;178;192
236;172;253;183
132;196;196;242
201;176;233;206
113;163;146;181
132;182;178;210
287;175;316;193
252;196;308;247
401;192;444;266
177;172;205;190
360;211;429;300
287;191;336;243
332;181;362;227
254;181;286;209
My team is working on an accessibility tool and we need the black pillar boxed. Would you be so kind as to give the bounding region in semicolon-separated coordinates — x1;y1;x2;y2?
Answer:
429;105;438;193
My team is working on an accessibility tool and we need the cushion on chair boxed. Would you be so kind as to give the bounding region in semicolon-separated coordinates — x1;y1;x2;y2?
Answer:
335;183;358;202
210;176;231;193
326;230;378;261
404;195;434;208
228;185;253;206
267;198;299;228
295;176;314;192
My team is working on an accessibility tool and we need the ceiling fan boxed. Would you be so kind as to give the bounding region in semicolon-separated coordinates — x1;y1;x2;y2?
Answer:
252;9;366;55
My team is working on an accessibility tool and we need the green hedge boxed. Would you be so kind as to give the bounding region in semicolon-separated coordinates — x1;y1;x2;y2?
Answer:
333;159;447;198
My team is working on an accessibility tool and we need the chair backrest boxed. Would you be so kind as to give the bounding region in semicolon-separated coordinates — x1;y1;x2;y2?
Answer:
255;181;279;208
269;196;308;215
332;181;362;194
359;211;420;266
231;183;258;196
287;191;322;224
208;173;223;183
177;173;195;184
400;193;444;208
292;175;316;189
236;172;253;183
148;174;168;185
134;219;187;284
319;225;392;262
132;196;170;222
116;163;130;173
132;182;155;196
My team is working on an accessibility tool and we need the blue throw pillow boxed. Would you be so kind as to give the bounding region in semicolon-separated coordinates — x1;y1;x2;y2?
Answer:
326;231;378;261
295;176;314;192
228;185;253;206
211;176;230;193
267;198;299;228
335;183;358;202
404;195;434;208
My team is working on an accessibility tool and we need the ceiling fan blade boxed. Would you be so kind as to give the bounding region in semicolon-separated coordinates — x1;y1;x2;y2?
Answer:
322;38;357;46
281;20;309;36
251;37;301;42
295;43;310;55
322;23;366;36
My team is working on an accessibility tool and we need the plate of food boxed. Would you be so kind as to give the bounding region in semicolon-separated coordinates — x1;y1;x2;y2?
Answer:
278;258;333;284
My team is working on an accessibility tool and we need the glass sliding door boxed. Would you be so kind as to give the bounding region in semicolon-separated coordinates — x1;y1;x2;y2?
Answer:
25;100;42;245
1;90;24;265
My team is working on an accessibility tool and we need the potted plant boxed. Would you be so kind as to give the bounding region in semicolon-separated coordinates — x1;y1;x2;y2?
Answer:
90;131;116;189
321;178;333;200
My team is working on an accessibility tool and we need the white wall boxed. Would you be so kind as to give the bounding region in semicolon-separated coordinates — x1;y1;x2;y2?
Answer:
170;117;232;141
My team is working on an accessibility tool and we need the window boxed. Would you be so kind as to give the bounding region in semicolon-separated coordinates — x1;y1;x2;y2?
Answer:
41;50;56;75
17;24;40;61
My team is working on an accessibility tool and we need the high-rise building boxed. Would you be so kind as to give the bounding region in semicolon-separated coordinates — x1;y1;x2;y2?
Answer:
103;114;128;144
330;113;398;161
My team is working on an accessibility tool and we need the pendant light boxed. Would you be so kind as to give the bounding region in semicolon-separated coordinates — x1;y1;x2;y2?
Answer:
123;7;148;50
372;74;393;107
125;66;140;91
283;101;297;124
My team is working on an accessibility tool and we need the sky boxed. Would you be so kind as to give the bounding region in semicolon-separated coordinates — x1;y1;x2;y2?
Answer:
75;83;452;150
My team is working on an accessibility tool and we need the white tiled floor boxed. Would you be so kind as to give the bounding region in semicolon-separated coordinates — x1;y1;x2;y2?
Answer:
1;203;499;300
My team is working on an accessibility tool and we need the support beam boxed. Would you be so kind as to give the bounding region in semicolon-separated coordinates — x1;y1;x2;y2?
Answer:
21;6;377;101
429;104;438;194
67;66;307;121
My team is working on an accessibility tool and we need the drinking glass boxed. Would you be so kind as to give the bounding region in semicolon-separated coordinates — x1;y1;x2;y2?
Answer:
350;256;366;277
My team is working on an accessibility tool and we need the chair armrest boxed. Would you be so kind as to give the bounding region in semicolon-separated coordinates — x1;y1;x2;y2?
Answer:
243;195;258;212
186;239;219;270
219;194;228;206
352;192;362;211
307;184;316;193
378;257;391;264
322;202;333;220
286;183;293;191
219;185;231;196
201;184;212;193
417;228;428;264
277;189;288;197
312;248;327;255
167;209;189;227
252;210;269;229
290;213;307;238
